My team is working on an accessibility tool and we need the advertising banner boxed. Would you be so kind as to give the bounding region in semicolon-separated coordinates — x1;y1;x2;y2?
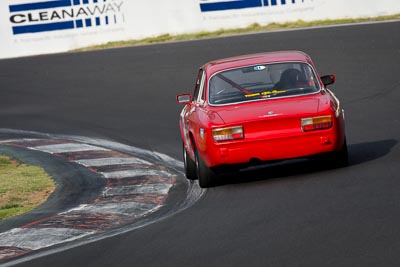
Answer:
1;0;399;59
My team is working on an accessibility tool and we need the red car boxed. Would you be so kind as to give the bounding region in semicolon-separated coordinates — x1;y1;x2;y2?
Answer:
177;51;347;188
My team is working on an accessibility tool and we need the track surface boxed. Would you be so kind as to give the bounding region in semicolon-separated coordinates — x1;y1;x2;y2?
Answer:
0;21;399;266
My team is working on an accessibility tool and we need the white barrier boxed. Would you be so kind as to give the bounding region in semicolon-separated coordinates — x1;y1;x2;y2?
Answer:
1;0;399;59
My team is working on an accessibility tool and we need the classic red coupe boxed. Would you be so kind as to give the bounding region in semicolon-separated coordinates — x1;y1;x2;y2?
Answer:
177;51;347;188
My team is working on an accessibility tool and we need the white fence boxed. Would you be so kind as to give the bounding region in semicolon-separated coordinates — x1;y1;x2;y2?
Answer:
1;0;399;59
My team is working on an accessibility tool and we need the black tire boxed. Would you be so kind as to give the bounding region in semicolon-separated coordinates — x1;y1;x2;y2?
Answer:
194;145;217;188
183;143;197;180
328;138;349;168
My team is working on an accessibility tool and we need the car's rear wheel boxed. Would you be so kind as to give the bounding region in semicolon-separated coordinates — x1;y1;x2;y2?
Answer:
333;138;349;167
327;138;349;167
183;143;197;180
194;145;216;188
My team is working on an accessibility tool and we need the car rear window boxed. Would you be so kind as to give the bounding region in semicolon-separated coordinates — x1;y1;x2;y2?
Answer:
208;62;320;105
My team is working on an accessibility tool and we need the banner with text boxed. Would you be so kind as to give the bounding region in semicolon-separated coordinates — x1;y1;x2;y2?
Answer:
1;0;399;59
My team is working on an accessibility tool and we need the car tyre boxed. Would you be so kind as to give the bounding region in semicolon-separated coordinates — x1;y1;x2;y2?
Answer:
329;138;349;167
183;143;197;180
194;145;216;188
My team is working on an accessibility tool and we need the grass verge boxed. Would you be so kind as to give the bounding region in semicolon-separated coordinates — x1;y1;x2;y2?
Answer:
0;155;56;220
74;14;400;52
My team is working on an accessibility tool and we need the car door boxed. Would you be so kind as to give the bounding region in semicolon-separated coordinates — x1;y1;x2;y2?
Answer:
183;69;207;157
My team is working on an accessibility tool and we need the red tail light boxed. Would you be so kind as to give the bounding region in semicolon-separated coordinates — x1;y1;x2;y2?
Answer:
212;126;244;142
301;116;332;131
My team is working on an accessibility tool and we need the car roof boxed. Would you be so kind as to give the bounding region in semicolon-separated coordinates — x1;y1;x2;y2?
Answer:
203;51;314;75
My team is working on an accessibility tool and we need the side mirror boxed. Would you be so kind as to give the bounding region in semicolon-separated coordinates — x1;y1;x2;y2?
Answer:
320;74;336;87
176;93;192;104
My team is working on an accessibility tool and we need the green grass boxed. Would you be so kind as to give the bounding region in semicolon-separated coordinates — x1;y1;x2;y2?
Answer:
0;155;56;220
74;14;400;52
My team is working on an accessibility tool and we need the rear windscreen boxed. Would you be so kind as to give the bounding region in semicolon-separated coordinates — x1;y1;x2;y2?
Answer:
208;62;320;105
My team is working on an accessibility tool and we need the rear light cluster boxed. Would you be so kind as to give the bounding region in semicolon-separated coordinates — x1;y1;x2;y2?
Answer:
301;116;332;131
212;126;244;142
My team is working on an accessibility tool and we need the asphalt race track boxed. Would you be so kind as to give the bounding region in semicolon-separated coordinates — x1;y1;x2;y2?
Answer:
0;21;399;266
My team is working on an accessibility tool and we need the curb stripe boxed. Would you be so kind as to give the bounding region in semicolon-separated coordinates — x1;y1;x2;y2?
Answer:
0;139;73;147
106;176;176;186
30;143;109;153
92;163;166;173
103;184;173;196
59;150;133;160
95;194;168;205
0;228;95;250
101;169;172;179
67;202;160;216
0;247;31;260
0;139;40;144
74;157;152;167
28;212;136;231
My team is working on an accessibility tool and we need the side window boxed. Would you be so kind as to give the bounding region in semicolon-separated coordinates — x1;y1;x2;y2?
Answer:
193;69;203;101
199;71;206;103
193;69;206;103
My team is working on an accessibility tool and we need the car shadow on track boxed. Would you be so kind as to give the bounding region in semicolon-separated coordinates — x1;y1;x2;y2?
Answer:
215;139;397;187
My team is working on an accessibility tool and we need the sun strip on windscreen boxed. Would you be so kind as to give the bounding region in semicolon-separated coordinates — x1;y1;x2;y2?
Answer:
245;90;287;98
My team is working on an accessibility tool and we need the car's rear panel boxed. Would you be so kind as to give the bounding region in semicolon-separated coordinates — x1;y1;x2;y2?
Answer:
200;94;345;167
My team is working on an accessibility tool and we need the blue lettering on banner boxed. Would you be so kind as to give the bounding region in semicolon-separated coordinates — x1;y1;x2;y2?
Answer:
9;0;125;35
200;0;305;12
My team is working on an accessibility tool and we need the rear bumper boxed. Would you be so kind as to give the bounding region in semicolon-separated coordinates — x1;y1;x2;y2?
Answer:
202;125;345;168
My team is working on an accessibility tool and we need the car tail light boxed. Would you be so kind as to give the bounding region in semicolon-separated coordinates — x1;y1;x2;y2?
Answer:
301;116;332;131
212;126;244;142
